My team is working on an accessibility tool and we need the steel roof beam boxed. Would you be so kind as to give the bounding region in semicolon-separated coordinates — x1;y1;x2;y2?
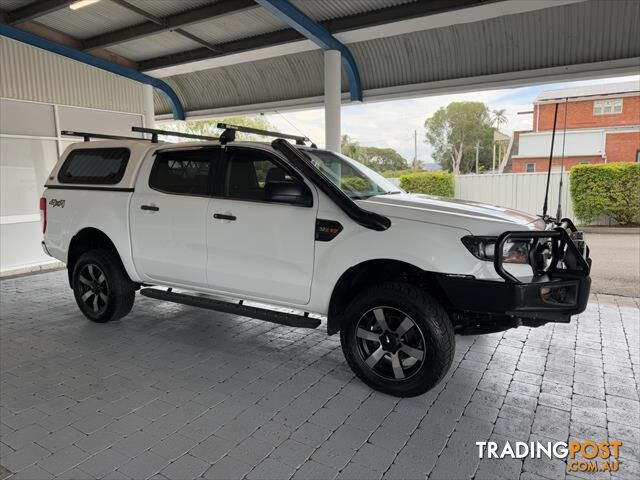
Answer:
83;0;257;51
254;0;362;102
0;22;185;120
109;0;223;53
138;0;483;75
7;0;74;24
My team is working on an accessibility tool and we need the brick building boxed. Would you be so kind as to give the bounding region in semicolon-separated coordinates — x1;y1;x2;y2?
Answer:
511;81;640;173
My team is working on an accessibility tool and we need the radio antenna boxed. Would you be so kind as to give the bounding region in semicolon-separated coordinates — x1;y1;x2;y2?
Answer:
556;97;569;220
542;102;559;218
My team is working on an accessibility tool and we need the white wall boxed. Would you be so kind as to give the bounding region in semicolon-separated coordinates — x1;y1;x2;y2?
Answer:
0;38;150;274
0;98;145;274
515;130;603;158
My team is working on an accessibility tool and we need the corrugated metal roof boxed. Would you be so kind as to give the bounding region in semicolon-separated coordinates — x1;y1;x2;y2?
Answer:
154;0;640;115
156;49;333;114
177;0;414;48
118;0;415;61
107;31;202;62
291;0;415;22
0;0;35;10
123;0;218;18
35;0;146;39
180;8;288;46
535;81;640;101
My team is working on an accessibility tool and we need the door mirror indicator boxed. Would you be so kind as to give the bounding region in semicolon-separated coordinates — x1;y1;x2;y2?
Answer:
264;181;312;207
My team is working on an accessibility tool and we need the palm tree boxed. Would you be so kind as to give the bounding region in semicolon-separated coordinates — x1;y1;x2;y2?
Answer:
341;134;360;158
491;109;509;173
491;108;508;131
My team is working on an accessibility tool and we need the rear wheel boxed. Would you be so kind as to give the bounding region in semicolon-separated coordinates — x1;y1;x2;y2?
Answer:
72;249;135;323
340;282;454;397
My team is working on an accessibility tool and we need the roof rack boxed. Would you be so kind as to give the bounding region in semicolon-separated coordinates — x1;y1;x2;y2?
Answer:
132;126;218;143
61;125;316;147
217;123;312;146
61;130;144;142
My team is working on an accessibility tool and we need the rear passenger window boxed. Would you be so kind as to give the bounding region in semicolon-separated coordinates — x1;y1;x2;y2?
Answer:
149;150;213;196
58;148;129;184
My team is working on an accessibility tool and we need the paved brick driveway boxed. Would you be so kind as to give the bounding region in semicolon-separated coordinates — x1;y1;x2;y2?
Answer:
1;271;638;480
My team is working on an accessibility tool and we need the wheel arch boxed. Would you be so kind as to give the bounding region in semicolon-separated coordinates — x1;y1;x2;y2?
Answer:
326;259;449;335
67;227;128;288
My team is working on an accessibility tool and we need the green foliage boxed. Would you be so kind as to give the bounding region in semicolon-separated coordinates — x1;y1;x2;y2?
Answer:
380;169;419;178
570;163;640;225
359;146;409;172
399;172;455;197
424;102;496;174
341;135;409;172
163;116;275;141
341;176;374;194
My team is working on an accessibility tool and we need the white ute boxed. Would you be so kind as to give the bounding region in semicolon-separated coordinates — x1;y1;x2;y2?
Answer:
41;125;591;397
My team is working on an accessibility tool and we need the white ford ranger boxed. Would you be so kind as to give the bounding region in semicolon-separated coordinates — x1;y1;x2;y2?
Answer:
41;124;591;397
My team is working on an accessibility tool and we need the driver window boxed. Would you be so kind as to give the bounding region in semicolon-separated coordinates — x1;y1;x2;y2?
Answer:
224;149;295;201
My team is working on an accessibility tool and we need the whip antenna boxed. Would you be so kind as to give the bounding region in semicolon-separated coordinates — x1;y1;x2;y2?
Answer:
542;102;559;218
556;98;569;220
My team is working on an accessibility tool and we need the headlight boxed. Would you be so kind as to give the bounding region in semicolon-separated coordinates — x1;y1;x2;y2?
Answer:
461;236;532;264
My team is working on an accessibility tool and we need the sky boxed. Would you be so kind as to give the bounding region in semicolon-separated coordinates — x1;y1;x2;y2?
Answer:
263;74;640;164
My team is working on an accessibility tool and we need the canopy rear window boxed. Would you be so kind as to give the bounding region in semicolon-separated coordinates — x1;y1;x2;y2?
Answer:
58;148;130;184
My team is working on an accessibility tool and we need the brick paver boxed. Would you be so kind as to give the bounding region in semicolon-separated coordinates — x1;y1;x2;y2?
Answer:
1;271;639;479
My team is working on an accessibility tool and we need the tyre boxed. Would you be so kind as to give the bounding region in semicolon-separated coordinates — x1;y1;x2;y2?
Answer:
72;249;135;323
340;282;454;397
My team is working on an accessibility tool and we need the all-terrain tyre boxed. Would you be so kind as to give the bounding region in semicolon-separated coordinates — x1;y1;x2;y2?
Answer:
340;282;454;397
72;249;135;323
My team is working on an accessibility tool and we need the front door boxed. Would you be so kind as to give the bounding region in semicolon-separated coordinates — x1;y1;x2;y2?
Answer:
130;147;220;287
206;146;317;304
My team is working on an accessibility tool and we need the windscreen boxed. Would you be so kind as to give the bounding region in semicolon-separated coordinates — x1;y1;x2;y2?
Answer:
300;149;402;199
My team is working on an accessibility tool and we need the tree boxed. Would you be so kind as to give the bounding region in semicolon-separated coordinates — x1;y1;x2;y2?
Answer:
424;102;494;174
163;116;275;141
359;146;409;172
491;108;508;131
341;134;363;161
340;135;408;172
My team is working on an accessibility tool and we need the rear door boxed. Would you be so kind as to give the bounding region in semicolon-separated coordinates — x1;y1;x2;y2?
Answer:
206;146;317;304
130;147;220;287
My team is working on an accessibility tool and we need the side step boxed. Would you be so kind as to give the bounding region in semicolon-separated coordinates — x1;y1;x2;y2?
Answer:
139;288;321;329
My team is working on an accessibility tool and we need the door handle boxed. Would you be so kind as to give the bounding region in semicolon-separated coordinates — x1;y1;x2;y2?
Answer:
213;213;236;221
141;205;159;211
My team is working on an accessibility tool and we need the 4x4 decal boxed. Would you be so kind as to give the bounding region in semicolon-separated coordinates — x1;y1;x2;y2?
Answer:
49;199;65;208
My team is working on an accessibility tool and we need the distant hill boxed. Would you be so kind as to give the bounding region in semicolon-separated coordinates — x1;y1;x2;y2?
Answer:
421;162;442;171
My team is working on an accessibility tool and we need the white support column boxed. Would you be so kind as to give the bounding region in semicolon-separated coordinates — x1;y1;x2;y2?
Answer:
324;50;341;152
142;84;156;129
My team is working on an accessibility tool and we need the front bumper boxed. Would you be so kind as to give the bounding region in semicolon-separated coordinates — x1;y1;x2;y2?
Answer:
437;218;591;327
436;273;591;324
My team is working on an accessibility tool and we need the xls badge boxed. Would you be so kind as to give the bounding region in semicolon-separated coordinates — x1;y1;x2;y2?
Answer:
49;199;65;208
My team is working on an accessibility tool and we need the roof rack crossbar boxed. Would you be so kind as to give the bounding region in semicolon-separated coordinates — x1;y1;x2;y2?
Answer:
132;126;219;143
217;123;309;145
61;130;145;142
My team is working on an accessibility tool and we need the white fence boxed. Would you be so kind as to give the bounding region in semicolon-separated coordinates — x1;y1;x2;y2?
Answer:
454;172;575;219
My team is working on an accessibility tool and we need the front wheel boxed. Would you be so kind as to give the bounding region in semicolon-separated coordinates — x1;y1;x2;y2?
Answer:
72;249;135;323
340;282;454;397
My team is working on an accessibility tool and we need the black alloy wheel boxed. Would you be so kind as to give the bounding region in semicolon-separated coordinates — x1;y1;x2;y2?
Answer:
354;307;426;381
77;263;110;316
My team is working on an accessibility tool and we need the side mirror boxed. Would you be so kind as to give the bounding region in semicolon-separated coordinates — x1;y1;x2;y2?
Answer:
264;180;312;207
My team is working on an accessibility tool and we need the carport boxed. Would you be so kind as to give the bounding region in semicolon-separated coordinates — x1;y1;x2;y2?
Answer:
1;1;639;479
2;0;638;274
2;0;639;147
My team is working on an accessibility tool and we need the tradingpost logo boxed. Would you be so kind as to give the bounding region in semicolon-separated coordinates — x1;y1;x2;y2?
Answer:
477;440;622;473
